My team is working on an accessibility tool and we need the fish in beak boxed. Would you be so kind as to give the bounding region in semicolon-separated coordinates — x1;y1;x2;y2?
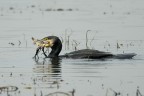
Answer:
32;37;54;48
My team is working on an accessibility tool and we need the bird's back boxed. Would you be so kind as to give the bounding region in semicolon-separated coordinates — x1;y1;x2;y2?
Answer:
64;49;113;59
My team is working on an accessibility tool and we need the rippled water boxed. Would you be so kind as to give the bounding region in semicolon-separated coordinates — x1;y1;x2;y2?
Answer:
1;0;144;95
0;47;144;96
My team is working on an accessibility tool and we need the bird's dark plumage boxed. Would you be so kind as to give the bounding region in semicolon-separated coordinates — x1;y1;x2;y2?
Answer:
32;36;136;59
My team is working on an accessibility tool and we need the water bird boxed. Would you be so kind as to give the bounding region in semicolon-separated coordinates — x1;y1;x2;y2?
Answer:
32;36;136;59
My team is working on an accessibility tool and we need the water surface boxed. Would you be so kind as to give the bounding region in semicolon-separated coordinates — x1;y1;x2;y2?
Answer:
0;0;144;95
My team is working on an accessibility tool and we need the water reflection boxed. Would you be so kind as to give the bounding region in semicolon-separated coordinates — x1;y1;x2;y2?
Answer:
33;57;62;88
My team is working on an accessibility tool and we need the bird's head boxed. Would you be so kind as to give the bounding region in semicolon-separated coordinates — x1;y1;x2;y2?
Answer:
32;36;62;57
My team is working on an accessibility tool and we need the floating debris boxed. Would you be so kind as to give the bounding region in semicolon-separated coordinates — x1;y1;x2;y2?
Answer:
24;86;32;89
8;42;15;46
46;91;71;96
0;86;18;93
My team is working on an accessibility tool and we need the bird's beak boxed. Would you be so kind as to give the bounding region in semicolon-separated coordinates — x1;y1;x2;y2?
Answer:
32;37;37;44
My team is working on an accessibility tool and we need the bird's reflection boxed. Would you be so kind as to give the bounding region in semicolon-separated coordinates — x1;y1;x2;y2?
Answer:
33;57;62;88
